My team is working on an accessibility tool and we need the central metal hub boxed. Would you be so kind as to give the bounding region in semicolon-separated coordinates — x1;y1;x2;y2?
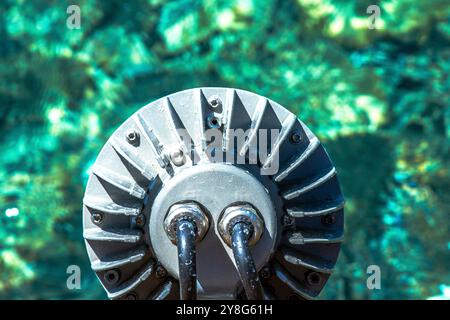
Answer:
148;163;277;299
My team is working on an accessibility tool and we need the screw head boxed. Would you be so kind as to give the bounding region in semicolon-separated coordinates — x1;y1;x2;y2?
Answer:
260;266;271;280
104;269;120;285
155;265;167;279
321;213;335;226
168;147;186;166
290;131;302;144
208;95;222;109
164;203;209;243
91;213;103;224
125;292;137;300
306;271;321;286
126;130;140;145
207;114;221;129
134;214;146;227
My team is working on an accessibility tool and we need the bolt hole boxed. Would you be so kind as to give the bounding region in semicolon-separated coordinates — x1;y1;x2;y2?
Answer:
259;266;271;280
306;271;321;286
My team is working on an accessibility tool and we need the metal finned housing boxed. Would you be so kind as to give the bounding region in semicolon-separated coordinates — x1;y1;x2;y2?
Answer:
163;203;209;244
82;87;345;300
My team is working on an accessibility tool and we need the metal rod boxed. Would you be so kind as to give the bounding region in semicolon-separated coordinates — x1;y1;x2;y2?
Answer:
176;219;197;300
231;222;264;300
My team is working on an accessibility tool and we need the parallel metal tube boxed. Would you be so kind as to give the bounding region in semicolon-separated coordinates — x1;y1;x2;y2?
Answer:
176;219;197;300
231;222;264;300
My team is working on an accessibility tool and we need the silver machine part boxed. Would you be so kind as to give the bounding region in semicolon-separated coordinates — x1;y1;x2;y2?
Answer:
82;87;345;300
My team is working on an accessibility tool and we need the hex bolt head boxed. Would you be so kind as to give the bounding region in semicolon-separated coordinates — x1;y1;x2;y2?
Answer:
91;213;103;224
208;95;222;109
168;147;186;166
290;131;302;144
126;129;140;145
155;265;167;279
